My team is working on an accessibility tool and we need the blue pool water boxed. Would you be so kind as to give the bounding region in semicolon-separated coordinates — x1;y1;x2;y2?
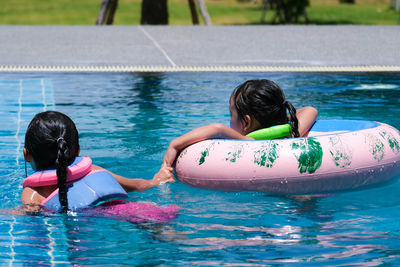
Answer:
0;72;399;265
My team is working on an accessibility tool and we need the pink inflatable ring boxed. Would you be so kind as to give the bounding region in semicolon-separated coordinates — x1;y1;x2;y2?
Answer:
175;120;400;194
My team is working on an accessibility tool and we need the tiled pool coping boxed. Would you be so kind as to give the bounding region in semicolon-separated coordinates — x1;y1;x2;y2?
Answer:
1;66;400;72
0;26;399;72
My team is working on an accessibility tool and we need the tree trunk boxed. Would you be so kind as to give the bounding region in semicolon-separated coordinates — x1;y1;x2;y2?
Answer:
261;0;269;24
267;0;309;24
188;0;199;25
197;0;212;26
141;0;169;25
96;0;118;25
106;0;118;24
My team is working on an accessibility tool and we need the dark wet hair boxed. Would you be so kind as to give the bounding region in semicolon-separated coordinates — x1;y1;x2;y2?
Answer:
230;79;300;137
25;111;79;213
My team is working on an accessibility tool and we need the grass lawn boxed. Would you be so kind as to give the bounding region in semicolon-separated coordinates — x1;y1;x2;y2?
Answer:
0;0;398;25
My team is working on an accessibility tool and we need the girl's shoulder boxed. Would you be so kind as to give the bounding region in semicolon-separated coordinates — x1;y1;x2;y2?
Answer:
21;186;46;205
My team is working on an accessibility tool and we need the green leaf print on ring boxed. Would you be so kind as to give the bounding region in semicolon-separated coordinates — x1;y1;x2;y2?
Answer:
197;141;216;165
291;138;323;174
199;149;209;165
365;134;385;162
226;143;246;163
329;136;352;168
380;131;400;155
253;142;280;168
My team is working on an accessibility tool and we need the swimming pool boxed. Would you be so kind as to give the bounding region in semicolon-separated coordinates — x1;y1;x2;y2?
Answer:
1;72;399;265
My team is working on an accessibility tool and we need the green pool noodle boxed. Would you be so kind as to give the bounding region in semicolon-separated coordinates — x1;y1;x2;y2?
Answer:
246;124;292;140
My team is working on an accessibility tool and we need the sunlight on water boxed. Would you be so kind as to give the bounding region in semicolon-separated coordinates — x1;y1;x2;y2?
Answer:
353;84;399;90
0;72;399;265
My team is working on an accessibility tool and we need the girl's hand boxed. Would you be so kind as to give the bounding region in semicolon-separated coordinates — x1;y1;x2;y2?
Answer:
152;166;175;186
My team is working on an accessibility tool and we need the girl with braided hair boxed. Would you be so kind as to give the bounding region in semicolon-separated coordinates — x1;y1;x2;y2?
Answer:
21;111;174;212
160;79;318;170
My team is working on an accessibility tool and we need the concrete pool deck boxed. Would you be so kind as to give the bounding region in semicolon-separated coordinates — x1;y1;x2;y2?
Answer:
0;25;399;72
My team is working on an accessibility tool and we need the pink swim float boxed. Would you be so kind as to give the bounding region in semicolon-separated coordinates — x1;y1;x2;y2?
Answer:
175;120;400;194
23;156;92;188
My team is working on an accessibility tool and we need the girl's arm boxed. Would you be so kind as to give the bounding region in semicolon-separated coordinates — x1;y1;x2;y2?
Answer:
20;166;175;208
295;106;318;137
162;123;253;168
92;165;175;192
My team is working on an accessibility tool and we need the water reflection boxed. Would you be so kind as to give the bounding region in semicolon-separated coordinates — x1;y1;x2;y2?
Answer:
4;208;392;266
146;193;394;265
128;73;168;132
285;195;334;222
123;73;170;166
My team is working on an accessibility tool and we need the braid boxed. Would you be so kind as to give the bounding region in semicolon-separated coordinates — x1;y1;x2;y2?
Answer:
56;137;69;213
285;101;300;138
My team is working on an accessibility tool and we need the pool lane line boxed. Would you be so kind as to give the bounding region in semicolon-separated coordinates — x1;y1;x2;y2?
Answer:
8;78;55;187
15;80;23;167
43;217;56;266
0;65;400;72
138;26;177;67
41;78;47;112
8;217;16;267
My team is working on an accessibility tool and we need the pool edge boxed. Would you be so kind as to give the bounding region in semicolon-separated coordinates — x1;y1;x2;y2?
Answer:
1;65;400;72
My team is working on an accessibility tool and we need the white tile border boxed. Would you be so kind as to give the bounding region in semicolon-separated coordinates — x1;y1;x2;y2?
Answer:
0;65;400;72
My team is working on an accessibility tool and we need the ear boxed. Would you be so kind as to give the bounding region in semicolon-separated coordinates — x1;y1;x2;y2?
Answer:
243;115;254;134
23;148;32;162
243;115;259;134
